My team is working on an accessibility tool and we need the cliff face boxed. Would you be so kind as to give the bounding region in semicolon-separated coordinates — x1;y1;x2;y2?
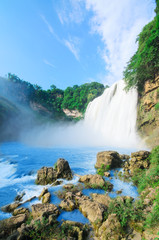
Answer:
137;76;159;148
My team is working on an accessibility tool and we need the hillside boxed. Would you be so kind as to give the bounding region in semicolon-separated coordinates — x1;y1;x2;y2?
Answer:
124;0;159;148
0;74;105;142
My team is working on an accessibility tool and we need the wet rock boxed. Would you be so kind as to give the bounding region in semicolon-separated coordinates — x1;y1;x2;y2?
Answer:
98;214;122;240
91;193;112;207
104;171;110;177
36;158;72;185
1;202;21;213
39;188;48;199
119;154;130;160
96;151;123;169
79;174;113;191
42;192;51;204
59;199;75;211
51;180;63;186
56;158;72;180
61;221;89;240
78;198;106;224
23;196;36;204
0;214;27;234
63;184;74;190
116;190;123;194
31;203;59;219
36;167;57;185
14;192;25;202
124;150;150;175
13;207;29;216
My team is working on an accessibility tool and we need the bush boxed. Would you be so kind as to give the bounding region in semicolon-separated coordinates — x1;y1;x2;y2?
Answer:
97;164;110;176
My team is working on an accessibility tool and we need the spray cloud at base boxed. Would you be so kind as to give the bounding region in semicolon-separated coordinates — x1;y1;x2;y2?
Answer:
21;80;142;149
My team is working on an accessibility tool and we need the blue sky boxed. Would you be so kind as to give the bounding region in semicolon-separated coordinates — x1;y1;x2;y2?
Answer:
0;0;156;90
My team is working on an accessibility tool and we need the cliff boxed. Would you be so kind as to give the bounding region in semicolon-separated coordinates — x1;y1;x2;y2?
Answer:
137;75;159;148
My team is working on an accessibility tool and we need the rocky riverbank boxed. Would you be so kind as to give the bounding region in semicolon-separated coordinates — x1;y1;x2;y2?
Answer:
0;149;159;240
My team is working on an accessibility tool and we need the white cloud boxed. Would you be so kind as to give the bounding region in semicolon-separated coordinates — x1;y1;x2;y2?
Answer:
64;37;80;61
57;0;85;25
85;0;156;85
43;59;55;68
40;14;54;35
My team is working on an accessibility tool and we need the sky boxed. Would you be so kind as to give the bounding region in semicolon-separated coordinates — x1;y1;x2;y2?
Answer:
0;0;156;90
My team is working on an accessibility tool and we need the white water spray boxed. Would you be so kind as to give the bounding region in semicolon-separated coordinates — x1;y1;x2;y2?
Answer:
83;80;140;148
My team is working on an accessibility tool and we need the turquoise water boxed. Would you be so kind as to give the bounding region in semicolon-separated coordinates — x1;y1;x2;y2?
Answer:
0;142;138;222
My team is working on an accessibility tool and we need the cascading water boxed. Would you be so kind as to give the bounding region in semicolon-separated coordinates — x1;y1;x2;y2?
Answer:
83;80;140;148
21;80;141;148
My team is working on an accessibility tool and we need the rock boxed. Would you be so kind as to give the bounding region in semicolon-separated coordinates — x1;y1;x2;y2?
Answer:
36;167;57;185
42;192;51;203
78;198;106;224
51;180;63;186
142;225;159;240
116;190;123;194
39;188;48;200
91;193;112;207
13;207;29;216
128;230;142;240
79;174;113;191
104;172;110;177
56;158;72;180
131;151;150;160
59;199;75;211
98;214;122;240
96;151;123;169
63;184;74;190
1;202;21;213
14;192;25;202
119;154;130;160
0;214;27;233
61;220;88;240
31;203;59;219
36;158;72;185
124;150;150;175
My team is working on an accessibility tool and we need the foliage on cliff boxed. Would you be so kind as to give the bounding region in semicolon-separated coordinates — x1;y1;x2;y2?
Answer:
3;73;105;118
124;0;159;92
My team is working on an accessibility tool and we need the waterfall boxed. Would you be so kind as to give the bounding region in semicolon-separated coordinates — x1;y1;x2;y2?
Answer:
22;80;141;148
83;80;140;148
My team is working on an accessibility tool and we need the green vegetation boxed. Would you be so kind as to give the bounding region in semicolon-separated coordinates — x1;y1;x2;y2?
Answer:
155;102;159;110
97;164;110;176
124;0;159;92
3;73;106;120
61;82;106;113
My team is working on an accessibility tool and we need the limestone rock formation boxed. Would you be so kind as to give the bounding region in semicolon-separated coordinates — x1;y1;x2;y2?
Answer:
79;174;113;191
31;203;59;219
36;158;72;185
96;151;123;169
124;150;150;175
98;214;122;240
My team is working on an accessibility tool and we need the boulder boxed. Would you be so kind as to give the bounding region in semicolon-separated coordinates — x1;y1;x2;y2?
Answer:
0;214;27;233
56;158;72;180
59;199;75;211
91;193;112;207
42;192;51;204
98;214;122;240
104;172;110;177
36;158;72;185
79;174;113;191
78;198;106;224
51;180;63;186
39;188;48;199
96;151;123;169
13;207;29;216
1;202;21;213
124;150;150;175
36;167;57;185
61;221;88;240
31;203;59;219
119;154;130;160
